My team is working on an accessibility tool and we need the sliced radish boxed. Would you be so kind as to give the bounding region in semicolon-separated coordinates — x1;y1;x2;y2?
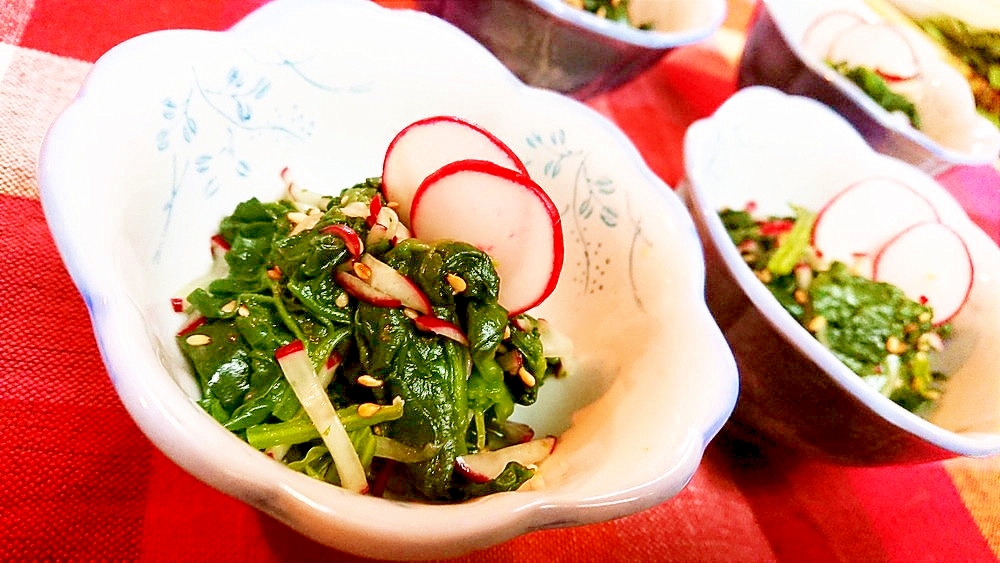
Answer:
359;253;433;315
170;297;187;313
176;314;206;337
501;420;535;445
210;233;230;261
318;350;343;388
802;10;866;58
872;221;973;325
410;159;563;316
321;224;364;258
282;167;330;211
812;177;939;276
275;340;368;493
826;22;921;80
334;270;403;309
381;116;528;224
412;314;469;345
454;436;556;484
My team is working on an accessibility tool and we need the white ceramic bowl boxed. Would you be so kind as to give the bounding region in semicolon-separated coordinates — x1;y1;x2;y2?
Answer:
684;86;1000;466
418;0;727;99
37;0;737;558
739;0;1000;175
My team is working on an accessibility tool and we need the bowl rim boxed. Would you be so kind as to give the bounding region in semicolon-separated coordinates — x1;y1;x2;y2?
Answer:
684;86;1000;459
528;0;728;49
37;0;739;557
756;0;1000;169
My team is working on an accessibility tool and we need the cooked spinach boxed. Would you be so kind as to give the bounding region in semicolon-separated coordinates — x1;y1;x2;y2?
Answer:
720;207;951;416
176;179;563;501
830;62;922;129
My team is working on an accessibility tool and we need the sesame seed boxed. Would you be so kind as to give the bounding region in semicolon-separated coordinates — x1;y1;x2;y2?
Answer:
503;325;511;340
885;336;909;355
402;308;420;320
446;273;467;294
793;289;808;305
237;305;250;317
353;262;372;281
335;293;350;308
357;375;383;388
755;269;772;283
185;334;212;346
357;403;381;418
221;300;237;313
267;266;283;280
806;315;827;333
518;367;536;388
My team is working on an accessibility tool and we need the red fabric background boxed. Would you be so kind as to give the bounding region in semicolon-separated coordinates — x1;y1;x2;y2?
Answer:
3;1;1000;561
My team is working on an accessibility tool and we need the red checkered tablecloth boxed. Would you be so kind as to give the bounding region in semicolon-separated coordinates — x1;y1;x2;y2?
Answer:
3;1;1000;561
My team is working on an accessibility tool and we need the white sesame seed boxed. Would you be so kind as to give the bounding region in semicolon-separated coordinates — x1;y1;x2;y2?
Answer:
357;375;383;388
518;367;536;388
185;334;212;346
446;273;467;294
353;262;372;281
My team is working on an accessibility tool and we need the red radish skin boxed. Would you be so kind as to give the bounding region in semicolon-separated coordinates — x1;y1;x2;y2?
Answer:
334;270;403;309
454;436;556;483
275;340;369;494
176;315;207;337
367;196;383;228
872;221;973;325
382;116;528;224
210;234;230;259
413;315;469;345
321;224;364;258
826;22;921;81
802;10;866;58
359;253;433;315
410;159;564;316
812;177;939;276
275;339;307;361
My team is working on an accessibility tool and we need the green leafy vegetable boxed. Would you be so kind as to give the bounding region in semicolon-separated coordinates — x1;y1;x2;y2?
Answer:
176;178;566;501
567;0;653;30
917;15;1000;127
831;62;922;128
720;207;951;416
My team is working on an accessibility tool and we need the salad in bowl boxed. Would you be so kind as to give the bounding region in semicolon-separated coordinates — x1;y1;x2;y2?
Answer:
740;0;1000;173
684;86;1000;466
37;0;737;557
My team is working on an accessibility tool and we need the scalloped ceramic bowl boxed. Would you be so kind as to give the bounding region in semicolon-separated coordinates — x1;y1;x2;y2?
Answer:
417;0;727;99
683;86;1000;466
37;0;737;558
739;0;1000;175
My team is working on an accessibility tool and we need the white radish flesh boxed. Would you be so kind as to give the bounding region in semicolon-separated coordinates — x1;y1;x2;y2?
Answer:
359;253;433;315
275;340;368;493
410;159;564;316
826;22;920;80
872;221;973;325
454;436;556;484
802;10;866;58
412;314;469;345
811;177;939;276
334;270;403;309
381;116;528;224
